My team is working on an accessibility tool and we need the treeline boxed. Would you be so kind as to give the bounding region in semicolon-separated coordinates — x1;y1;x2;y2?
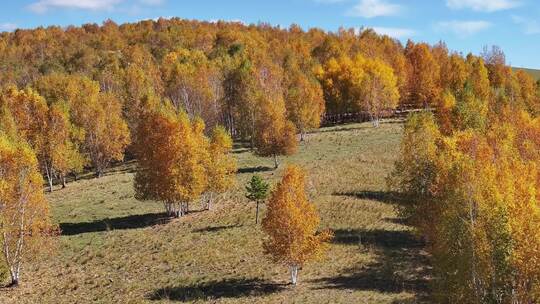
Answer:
390;55;540;303
1;18;539;183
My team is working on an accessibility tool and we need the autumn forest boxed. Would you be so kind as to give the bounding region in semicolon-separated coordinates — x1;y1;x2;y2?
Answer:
1;17;540;303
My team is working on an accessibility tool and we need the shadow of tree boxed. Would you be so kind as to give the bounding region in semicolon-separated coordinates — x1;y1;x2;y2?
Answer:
333;190;406;205
147;278;287;302
332;229;423;248
314;228;430;302
59;212;170;236
237;166;274;174
192;224;241;233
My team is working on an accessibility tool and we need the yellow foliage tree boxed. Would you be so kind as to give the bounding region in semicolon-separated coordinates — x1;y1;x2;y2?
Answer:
34;74;130;178
283;59;325;140
85;92;131;177
466;56;491;102
392;109;540;302
134;100;209;217
0;133;57;287
389;111;441;227
203;126;236;210
317;54;399;126
317;55;365;115
0;86;84;191
360;57;400;127
262;165;332;285
254;95;297;168
41;101;85;191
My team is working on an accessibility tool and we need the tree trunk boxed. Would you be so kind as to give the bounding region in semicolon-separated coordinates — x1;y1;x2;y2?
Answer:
273;154;278;169
290;265;299;285
44;164;53;193
61;175;67;188
255;201;260;224
372;117;380;128
165;202;172;217
47;175;53;193
300;131;305;142
8;272;19;288
206;192;214;210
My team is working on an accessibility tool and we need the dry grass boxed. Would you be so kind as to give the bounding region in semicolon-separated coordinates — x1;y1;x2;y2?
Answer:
0;119;431;303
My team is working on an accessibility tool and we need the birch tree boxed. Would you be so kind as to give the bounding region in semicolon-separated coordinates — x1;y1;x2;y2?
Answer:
0;133;57;287
134;100;209;217
262;165;332;285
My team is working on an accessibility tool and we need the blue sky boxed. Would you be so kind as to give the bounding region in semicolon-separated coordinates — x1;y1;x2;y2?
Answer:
0;0;538;68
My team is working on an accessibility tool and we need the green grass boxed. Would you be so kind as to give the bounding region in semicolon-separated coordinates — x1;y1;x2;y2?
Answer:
513;66;540;81
0;120;431;303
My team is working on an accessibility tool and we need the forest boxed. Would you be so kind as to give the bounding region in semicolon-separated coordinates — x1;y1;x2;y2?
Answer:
0;17;540;303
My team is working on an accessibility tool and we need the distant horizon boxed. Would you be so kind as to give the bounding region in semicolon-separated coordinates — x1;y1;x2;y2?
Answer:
1;1;539;69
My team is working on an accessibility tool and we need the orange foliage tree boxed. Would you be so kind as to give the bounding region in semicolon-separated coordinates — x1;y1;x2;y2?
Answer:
405;42;440;108
262;165;332;285
134;98;209;217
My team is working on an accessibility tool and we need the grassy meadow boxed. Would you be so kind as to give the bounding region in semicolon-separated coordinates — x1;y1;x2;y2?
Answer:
0;119;431;303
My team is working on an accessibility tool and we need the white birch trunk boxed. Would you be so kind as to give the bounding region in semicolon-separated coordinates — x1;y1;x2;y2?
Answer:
290;265;299;285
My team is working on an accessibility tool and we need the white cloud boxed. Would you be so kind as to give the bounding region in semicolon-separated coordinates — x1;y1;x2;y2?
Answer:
446;0;521;12
0;23;17;32
369;26;415;38
435;20;492;37
512;15;540;34
139;0;164;5
347;0;402;18
28;0;124;13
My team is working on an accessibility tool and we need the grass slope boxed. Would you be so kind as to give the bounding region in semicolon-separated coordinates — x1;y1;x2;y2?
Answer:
513;67;540;81
0;120;430;304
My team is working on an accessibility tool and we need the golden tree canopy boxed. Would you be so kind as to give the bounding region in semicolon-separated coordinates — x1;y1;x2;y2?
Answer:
262;165;332;267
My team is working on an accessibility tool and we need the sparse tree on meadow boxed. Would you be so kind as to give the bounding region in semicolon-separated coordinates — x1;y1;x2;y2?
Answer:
262;165;332;285
245;175;270;224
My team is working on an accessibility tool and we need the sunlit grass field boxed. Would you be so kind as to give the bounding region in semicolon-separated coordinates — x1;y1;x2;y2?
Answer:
0;119;431;303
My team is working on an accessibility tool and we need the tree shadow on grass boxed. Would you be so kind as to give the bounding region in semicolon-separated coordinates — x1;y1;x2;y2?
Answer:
192;224;241;233
237;166;274;174
333;190;406;205
59;212;170;236
148;278;287;302
332;228;424;248
313;228;430;302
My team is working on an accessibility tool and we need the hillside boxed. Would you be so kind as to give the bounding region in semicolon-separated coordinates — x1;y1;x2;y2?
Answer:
0;120;430;304
513;67;540;81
